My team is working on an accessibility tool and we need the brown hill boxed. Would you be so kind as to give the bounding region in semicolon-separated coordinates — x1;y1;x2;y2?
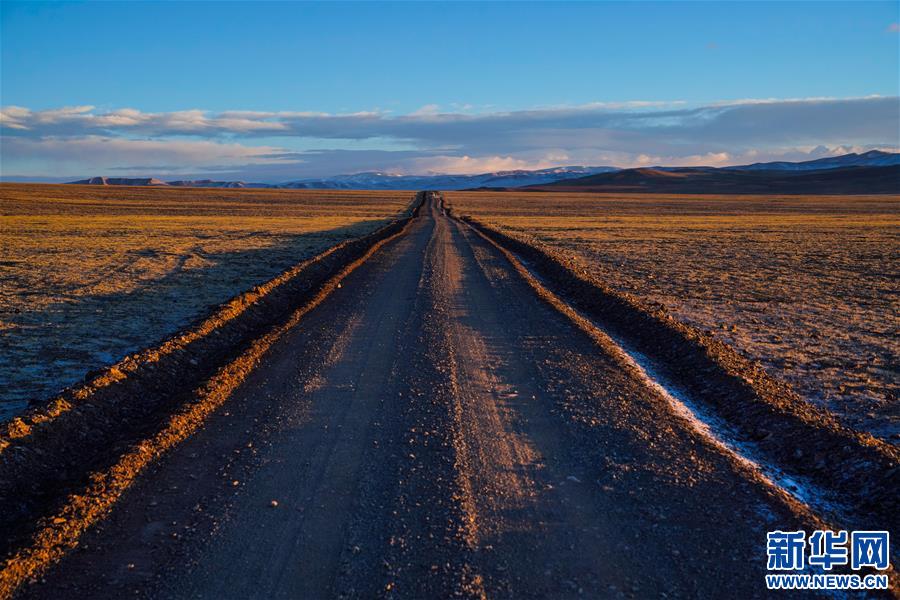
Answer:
526;165;900;194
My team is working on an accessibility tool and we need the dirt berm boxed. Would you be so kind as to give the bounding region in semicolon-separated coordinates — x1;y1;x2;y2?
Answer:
0;192;424;562
450;206;899;535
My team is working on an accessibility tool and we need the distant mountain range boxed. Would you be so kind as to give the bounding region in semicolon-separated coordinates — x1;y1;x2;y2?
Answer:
66;150;899;192
166;179;261;188
721;150;900;171
526;165;900;195
69;177;270;188
70;166;618;191
281;166;621;190
71;177;171;186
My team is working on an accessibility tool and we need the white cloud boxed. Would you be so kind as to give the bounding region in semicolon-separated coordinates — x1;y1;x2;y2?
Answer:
3;96;895;151
1;96;897;179
2;136;297;176
405;154;563;175
409;104;441;117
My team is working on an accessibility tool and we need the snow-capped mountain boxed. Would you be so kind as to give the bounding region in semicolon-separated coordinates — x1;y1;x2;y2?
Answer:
725;150;900;171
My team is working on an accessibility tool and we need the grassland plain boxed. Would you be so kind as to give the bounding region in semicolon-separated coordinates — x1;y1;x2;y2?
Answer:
445;191;900;443
0;183;413;419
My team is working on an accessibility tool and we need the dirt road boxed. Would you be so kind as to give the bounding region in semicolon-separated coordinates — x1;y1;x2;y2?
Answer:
19;194;857;598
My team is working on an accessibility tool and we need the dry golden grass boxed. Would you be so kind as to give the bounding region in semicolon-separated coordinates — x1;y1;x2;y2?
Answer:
446;191;900;442
0;183;413;416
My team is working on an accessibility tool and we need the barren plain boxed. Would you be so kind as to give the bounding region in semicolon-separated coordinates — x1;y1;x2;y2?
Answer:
0;184;412;419
2;192;897;599
445;191;900;443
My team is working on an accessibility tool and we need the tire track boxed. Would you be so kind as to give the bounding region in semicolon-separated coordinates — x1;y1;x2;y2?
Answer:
1;197;424;599
450;207;899;535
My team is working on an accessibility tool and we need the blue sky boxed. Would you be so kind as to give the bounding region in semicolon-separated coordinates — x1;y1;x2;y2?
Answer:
2;1;898;180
